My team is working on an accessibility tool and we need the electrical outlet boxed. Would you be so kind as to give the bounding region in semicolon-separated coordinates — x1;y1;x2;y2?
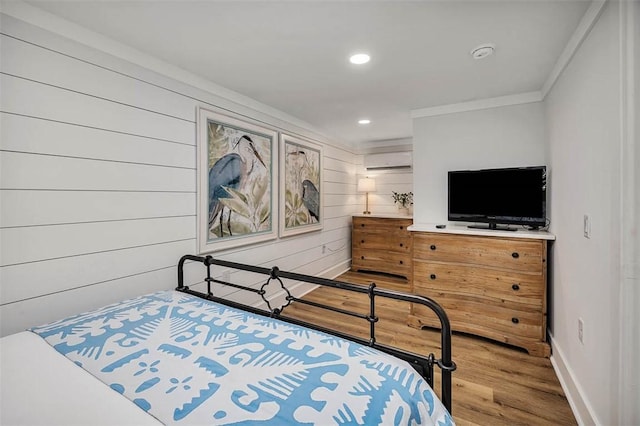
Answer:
583;214;591;238
578;318;584;344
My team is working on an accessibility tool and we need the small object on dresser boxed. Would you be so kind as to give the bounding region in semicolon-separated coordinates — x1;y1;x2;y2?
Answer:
435;224;446;229
392;191;413;214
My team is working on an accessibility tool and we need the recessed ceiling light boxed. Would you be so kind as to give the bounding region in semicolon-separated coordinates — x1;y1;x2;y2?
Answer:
349;53;370;65
470;43;495;60
358;119;371;125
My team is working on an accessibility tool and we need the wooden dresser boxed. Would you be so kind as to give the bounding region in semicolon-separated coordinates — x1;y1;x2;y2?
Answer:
351;215;413;282
408;225;555;357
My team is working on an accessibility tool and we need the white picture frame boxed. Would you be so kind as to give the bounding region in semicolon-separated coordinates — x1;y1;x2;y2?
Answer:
197;107;278;253
279;133;323;237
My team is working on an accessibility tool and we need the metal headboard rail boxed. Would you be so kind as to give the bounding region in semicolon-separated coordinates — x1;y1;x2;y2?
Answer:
176;254;456;413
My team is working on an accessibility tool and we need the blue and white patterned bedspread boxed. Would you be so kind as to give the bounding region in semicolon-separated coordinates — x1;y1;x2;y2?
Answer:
31;291;454;425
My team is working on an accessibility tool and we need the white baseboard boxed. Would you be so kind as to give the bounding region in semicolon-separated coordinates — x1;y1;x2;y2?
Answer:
318;258;352;280
549;333;599;425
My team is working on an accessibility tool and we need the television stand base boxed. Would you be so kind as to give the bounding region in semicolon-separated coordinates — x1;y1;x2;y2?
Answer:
467;224;517;232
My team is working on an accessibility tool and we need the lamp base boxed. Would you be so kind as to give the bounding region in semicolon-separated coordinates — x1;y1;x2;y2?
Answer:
363;192;372;215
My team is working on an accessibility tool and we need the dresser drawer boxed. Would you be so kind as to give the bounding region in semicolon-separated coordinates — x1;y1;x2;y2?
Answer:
414;261;544;308
412;292;544;340
353;217;412;234
352;248;411;277
353;232;412;253
414;233;545;273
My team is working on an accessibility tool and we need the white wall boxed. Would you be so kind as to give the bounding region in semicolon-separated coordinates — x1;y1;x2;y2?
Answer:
545;1;636;424
621;1;640;423
412;102;546;224
0;12;356;336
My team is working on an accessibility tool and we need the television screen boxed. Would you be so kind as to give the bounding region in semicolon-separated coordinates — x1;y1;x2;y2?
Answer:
448;166;547;229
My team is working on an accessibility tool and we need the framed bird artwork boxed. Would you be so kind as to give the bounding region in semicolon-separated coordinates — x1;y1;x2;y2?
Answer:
279;133;323;237
197;107;278;253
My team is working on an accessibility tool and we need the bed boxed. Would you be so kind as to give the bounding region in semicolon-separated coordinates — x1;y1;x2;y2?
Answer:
0;254;456;425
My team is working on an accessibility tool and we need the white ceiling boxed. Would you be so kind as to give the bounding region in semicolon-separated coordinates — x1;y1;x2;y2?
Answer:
26;0;591;147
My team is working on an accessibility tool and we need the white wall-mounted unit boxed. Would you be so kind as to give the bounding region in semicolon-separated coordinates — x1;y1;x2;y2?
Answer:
364;152;412;170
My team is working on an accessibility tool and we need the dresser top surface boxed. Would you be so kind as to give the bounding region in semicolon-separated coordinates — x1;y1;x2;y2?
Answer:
409;223;556;240
353;214;413;219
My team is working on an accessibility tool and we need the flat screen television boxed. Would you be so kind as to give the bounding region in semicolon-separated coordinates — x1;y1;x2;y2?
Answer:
448;166;547;230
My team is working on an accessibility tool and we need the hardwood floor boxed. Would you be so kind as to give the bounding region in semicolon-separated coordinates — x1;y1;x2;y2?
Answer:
282;271;576;426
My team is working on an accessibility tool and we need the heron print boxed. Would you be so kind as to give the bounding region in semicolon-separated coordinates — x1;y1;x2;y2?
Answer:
207;121;272;240
282;135;322;235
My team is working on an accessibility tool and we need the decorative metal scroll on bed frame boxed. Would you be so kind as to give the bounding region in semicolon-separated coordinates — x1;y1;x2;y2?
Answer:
176;254;456;413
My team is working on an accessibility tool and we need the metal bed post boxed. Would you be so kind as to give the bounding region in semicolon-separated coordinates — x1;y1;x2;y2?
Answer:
368;282;378;346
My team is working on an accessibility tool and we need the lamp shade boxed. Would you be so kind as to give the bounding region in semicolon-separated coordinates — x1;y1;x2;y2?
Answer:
357;178;376;192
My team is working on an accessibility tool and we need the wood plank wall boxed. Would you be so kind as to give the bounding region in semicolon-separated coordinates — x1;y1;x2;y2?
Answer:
0;13;356;336
355;153;413;215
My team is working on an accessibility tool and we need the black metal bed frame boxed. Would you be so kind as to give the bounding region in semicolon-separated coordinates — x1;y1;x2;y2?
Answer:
176;254;456;413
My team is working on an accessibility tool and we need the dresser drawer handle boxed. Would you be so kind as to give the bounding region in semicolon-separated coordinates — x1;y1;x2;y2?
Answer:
361;223;365;227
512;252;520;259
430;245;436;250
399;260;404;265
399;226;404;230
361;256;365;260
430;274;437;280
361;240;365;243
512;284;520;291
399;243;403;247
512;317;520;324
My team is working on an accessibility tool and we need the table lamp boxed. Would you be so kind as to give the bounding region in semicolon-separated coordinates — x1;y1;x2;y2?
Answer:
357;177;376;214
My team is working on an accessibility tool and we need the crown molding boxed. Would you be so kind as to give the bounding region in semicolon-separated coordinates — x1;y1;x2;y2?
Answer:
541;0;608;98
411;91;543;119
356;137;413;154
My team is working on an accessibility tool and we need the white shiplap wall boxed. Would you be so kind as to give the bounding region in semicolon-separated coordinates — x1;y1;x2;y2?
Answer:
0;13;356;336
354;147;413;216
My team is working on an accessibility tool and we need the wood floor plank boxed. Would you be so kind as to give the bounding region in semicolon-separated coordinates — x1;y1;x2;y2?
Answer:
282;271;576;425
